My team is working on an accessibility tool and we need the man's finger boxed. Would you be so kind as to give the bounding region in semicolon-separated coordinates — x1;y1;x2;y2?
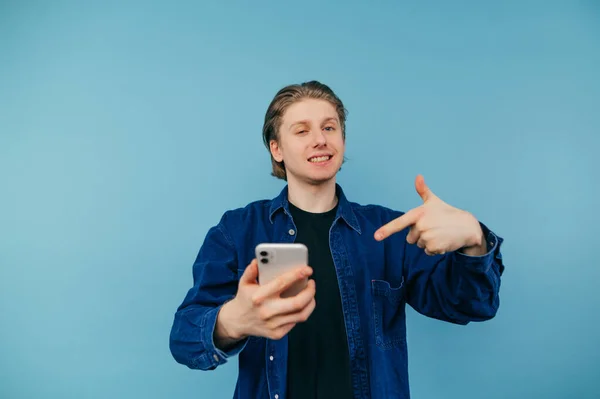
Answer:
272;297;316;328
253;266;312;304
271;322;297;340
263;279;316;319
239;259;259;285
415;174;438;203
374;207;423;241
406;226;421;245
416;230;435;249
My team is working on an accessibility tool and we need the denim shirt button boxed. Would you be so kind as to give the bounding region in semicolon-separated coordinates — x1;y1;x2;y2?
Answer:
213;354;219;362
288;229;295;236
274;395;279;399
269;355;274;361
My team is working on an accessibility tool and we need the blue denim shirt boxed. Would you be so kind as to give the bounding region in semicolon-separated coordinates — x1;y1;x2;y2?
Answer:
170;184;505;399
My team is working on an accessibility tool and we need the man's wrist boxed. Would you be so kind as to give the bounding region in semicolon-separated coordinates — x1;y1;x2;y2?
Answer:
217;299;245;342
460;227;487;256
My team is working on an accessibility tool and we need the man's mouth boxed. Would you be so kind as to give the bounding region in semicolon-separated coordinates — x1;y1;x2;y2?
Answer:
308;155;332;163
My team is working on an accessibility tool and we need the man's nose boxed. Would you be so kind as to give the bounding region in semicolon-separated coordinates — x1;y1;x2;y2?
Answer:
312;130;327;146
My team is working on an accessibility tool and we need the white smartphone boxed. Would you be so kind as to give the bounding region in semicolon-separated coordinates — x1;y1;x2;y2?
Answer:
255;243;309;298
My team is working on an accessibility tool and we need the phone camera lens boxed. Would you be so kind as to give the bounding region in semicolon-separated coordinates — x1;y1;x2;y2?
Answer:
260;258;269;264
260;251;268;257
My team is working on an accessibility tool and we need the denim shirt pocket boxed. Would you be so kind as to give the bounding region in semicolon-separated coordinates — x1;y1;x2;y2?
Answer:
371;277;406;350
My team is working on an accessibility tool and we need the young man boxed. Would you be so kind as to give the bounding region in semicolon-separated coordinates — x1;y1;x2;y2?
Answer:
169;81;505;399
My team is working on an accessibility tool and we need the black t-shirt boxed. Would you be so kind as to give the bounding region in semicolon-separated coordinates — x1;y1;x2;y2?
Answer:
286;201;353;399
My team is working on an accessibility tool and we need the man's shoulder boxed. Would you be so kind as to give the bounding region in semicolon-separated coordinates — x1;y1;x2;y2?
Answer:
217;198;273;227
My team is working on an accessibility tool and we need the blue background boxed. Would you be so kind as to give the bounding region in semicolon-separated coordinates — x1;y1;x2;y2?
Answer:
1;1;599;398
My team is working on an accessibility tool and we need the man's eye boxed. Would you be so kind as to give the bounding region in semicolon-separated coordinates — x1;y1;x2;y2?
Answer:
324;126;335;131
297;130;307;134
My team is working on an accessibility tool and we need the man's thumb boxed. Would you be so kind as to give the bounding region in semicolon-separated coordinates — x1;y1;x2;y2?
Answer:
415;174;436;202
240;259;259;284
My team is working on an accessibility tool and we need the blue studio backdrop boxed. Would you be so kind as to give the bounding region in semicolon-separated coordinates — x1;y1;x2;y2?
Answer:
1;1;599;398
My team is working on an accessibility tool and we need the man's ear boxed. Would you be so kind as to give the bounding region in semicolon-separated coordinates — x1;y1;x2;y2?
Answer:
270;140;283;162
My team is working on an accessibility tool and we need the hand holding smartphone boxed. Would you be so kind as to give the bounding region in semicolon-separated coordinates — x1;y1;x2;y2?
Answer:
215;243;315;344
255;243;309;298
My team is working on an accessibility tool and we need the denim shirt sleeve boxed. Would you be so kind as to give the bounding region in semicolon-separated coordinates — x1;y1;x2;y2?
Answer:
403;221;505;325
169;216;248;370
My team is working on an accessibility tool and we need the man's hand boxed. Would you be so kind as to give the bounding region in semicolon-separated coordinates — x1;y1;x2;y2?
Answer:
215;259;316;348
374;175;486;256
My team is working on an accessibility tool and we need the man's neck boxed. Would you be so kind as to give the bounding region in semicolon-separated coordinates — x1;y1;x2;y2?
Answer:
287;178;338;214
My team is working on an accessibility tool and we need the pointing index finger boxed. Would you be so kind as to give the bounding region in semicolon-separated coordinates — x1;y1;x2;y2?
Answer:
374;207;423;241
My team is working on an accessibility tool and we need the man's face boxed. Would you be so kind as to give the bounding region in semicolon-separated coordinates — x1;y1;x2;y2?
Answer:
270;99;345;186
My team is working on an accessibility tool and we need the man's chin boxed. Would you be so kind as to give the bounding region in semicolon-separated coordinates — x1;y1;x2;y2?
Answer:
305;173;337;186
286;168;339;186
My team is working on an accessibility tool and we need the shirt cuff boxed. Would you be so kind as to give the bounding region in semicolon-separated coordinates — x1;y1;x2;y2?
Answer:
196;304;249;369
452;222;503;273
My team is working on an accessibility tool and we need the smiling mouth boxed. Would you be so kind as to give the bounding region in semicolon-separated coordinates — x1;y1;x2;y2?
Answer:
308;155;332;163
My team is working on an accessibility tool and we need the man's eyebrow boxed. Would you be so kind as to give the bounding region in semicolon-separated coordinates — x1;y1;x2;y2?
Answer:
321;117;338;124
289;117;339;129
289;120;310;129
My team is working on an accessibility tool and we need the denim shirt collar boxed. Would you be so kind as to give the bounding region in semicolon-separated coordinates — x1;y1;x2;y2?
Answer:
268;183;362;234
